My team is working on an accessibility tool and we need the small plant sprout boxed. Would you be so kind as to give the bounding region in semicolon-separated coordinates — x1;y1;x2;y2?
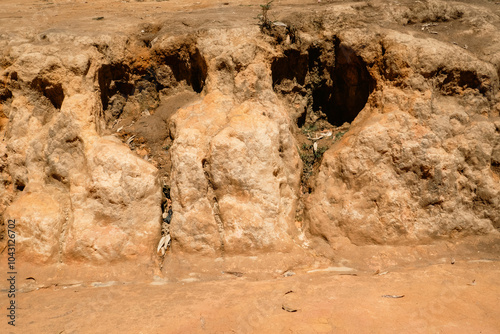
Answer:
257;0;275;31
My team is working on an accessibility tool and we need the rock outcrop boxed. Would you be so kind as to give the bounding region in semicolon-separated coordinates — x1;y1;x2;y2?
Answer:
168;30;302;254
306;30;500;246
1;43;162;264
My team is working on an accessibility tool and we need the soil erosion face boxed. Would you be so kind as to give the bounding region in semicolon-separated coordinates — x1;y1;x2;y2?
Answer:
1;0;500;333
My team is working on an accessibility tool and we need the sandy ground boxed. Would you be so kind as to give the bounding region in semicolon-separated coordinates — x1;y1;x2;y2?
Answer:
1;0;500;333
1;260;499;333
0;0;319;37
1;238;500;333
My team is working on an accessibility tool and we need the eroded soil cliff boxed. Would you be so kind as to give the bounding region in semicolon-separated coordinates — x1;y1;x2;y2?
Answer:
1;0;500;333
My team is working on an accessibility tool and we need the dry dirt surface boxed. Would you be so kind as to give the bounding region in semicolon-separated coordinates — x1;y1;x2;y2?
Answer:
5;260;500;334
1;0;500;333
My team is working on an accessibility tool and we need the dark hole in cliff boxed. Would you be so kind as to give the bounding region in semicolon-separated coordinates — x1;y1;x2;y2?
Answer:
330;44;373;125
492;162;500;175
0;87;12;102
272;41;374;127
154;44;207;93
31;77;65;109
424;68;487;95
97;45;207;126
15;180;25;192
97;63;133;111
271;49;308;87
296;110;307;128
491;146;500;175
442;70;484;95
